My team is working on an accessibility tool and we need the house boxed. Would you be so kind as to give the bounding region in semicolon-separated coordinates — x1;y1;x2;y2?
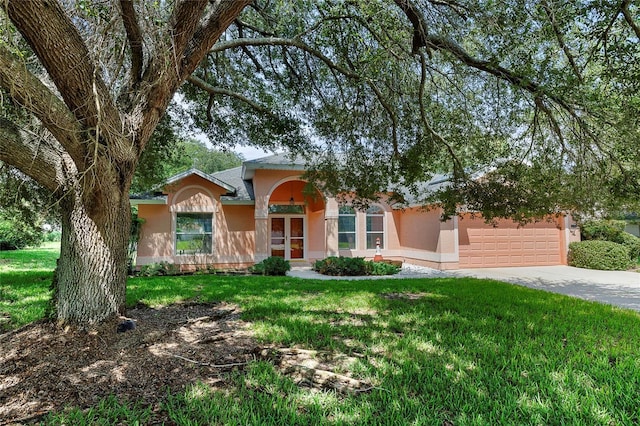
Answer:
131;154;580;271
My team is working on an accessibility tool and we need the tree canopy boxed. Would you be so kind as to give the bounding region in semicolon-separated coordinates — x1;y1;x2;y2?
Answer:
2;0;638;218
181;0;639;219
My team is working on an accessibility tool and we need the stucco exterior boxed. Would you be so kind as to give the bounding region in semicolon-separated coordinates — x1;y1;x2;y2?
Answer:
132;155;577;270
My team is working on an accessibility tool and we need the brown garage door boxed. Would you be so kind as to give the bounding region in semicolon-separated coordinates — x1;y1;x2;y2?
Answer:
458;215;563;268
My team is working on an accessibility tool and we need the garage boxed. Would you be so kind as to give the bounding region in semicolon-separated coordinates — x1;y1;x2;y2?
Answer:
458;215;564;268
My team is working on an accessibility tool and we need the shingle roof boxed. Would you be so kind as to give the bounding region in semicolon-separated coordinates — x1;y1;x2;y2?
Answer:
210;166;255;203
131;154;451;207
164;168;236;193
241;153;305;179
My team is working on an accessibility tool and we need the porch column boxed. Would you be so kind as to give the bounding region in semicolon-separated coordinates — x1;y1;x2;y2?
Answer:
436;215;459;268
325;198;339;257
255;196;269;262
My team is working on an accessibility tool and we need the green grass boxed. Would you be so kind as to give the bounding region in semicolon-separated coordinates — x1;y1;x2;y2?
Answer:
0;242;59;330
2;246;640;424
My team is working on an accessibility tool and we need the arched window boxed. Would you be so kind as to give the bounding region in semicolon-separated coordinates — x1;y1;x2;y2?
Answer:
338;206;356;249
366;205;384;249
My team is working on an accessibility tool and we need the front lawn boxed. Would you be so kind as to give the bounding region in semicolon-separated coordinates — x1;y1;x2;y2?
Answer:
2;245;640;424
0;242;58;330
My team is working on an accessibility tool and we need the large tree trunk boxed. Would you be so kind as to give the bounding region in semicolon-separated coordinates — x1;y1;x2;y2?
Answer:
54;178;131;325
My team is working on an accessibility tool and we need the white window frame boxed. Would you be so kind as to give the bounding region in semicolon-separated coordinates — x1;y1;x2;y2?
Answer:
338;206;357;250
366;205;385;250
175;212;214;256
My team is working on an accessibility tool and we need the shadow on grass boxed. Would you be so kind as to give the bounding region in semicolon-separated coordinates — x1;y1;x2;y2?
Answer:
129;274;640;425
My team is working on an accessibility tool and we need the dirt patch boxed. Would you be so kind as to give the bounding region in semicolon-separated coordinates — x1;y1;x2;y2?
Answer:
0;302;259;424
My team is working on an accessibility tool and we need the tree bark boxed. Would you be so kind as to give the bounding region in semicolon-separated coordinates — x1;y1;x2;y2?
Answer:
54;175;131;324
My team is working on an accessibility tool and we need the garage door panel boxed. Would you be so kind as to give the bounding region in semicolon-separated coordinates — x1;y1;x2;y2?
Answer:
459;216;563;268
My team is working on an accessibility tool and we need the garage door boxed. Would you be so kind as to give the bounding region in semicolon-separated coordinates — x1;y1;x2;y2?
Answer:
458;216;563;268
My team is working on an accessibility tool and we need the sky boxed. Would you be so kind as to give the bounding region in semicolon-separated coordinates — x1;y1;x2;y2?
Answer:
234;145;272;160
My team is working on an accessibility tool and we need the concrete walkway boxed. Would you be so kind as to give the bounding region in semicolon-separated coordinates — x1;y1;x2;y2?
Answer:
288;265;640;312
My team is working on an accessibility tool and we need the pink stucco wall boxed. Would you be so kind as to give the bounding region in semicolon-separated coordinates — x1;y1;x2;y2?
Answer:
135;167;578;270
137;204;172;258
136;174;255;270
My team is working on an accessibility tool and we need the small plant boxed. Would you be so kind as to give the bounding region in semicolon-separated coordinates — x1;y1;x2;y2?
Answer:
250;256;291;276
568;240;631;271
138;261;181;277
368;261;401;276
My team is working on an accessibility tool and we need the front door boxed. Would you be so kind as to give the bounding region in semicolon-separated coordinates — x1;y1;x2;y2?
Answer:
270;216;305;260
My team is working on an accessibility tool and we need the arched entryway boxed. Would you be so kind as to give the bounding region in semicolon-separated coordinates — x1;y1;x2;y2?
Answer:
267;179;324;261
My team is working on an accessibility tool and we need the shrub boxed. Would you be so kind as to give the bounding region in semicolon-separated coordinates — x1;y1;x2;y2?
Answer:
43;231;62;242
618;232;640;261
0;218;43;250
251;256;291;276
313;256;368;276
138;261;181;277
581;219;626;242
368;261;401;276
568;241;631;271
313;256;401;276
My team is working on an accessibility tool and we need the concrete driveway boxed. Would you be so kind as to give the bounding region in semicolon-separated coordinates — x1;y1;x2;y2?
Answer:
450;266;640;312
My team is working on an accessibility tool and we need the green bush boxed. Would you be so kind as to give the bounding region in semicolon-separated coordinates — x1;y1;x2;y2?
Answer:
251;256;291;276
43;230;62;242
313;256;401;276
618;232;640;261
581;219;626;242
568;241;631;271
580;219;640;261
313;256;368;276
368;261;401;276
0;218;43;250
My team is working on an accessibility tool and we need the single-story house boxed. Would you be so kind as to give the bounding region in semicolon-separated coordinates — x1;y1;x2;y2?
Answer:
131;154;580;271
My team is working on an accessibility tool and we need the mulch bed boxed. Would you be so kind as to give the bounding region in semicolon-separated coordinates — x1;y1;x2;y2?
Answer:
0;302;259;424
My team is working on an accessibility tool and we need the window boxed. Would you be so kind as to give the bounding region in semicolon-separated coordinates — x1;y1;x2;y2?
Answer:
268;204;305;214
366;205;384;249
176;213;212;255
338;206;356;249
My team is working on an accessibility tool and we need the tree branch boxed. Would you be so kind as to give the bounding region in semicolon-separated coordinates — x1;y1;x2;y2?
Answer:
0;118;62;192
4;0;122;142
138;0;250;150
180;0;253;79
540;0;583;83
418;52;464;176
366;80;399;155
186;75;279;119
0;46;85;168
621;0;640;40
119;0;144;85
393;0;430;54
210;37;361;79
169;0;209;67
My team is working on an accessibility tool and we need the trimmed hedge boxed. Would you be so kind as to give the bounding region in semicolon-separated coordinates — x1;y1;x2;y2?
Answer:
313;256;401;276
250;256;291;276
580;219;640;262
568;241;631;271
